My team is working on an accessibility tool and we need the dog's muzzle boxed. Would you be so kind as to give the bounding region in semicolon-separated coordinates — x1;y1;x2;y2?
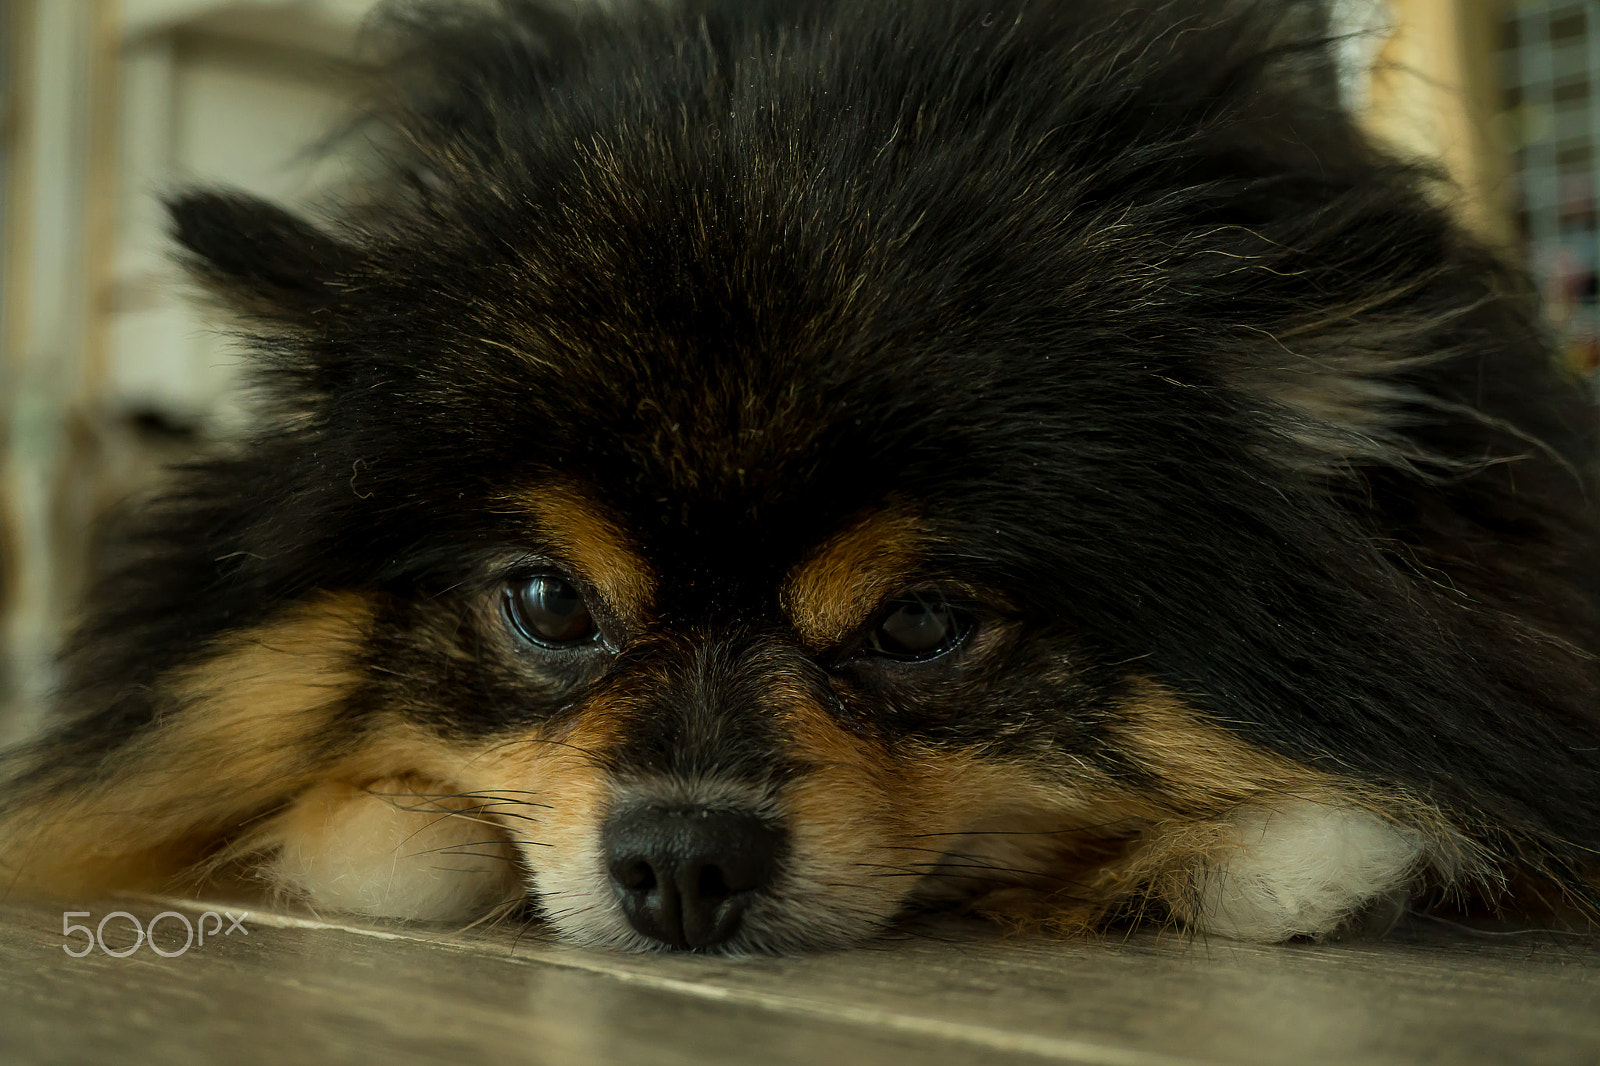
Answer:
602;804;787;950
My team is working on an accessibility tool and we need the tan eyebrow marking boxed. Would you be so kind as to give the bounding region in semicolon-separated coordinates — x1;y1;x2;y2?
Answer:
781;508;924;649
513;482;656;620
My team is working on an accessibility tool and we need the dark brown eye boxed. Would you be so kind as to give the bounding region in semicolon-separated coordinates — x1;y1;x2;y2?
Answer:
504;575;598;648
865;592;972;662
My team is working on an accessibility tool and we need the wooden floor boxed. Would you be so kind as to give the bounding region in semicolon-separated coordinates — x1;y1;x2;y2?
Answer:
2;896;1598;1065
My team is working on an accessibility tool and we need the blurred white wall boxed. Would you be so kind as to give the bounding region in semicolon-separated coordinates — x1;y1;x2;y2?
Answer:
0;0;375;740
113;5;369;424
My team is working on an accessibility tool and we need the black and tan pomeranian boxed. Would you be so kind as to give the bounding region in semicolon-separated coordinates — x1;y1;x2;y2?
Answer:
3;0;1598;953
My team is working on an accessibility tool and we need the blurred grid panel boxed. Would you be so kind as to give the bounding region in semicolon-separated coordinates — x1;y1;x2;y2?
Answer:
1501;1;1600;374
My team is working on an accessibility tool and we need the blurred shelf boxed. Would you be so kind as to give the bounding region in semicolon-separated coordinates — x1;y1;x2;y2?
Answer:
123;0;372;55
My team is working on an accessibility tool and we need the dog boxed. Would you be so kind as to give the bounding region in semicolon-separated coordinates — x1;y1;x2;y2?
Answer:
2;0;1599;954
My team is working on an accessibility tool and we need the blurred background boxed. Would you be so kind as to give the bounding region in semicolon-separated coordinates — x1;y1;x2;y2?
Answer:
0;0;1592;741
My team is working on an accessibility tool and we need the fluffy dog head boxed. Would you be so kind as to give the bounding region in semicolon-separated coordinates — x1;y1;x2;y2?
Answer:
4;0;1600;953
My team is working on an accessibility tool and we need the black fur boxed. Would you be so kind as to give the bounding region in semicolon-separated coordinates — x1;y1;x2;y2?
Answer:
6;0;1600;944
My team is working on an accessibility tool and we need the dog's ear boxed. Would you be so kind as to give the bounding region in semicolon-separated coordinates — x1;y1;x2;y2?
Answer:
168;191;358;322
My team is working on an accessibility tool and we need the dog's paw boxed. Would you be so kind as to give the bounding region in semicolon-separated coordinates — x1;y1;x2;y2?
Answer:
266;778;522;922
1178;799;1424;941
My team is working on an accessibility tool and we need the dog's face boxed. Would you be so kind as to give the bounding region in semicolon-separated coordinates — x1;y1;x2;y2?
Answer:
192;167;1266;951
158;122;1409;950
7;0;1599;954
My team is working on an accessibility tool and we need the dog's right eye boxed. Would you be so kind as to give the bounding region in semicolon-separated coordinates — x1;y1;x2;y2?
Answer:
503;575;600;648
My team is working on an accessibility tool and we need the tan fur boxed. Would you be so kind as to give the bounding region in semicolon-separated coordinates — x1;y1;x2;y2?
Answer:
0;593;373;896
1001;680;1473;938
1107;679;1473;861
414;704;645;940
1110;679;1331;810
460;711;621;862
513;481;655;620
781;507;924;649
774;687;1161;938
881;679;1478;939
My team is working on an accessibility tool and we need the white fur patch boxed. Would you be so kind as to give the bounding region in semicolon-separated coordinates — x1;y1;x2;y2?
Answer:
268;780;521;922
1190;799;1423;941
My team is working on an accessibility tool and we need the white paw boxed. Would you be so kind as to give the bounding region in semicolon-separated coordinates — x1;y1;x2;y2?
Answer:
268;779;522;922
1189;799;1423;941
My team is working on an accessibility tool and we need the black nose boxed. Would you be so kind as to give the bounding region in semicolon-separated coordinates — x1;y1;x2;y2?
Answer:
602;806;786;950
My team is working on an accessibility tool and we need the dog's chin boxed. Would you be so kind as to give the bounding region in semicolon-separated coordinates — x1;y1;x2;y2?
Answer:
526;851;912;955
537;890;901;956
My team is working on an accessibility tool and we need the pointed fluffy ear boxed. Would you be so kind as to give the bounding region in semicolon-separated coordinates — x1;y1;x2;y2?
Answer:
168;191;359;320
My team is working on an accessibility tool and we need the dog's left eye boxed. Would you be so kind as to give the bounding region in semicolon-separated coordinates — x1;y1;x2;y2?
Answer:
503;575;599;648
864;592;973;662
